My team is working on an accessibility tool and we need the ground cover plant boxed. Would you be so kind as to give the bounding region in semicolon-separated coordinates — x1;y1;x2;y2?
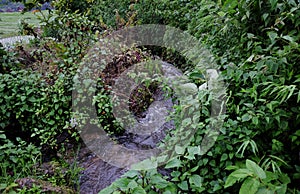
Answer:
0;0;299;193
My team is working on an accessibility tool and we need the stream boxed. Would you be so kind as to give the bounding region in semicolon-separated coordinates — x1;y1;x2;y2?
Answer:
78;62;183;193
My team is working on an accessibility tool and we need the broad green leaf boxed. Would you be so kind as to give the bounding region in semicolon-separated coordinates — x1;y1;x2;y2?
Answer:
246;159;266;179
178;181;188;191
262;13;269;23
278;173;291;184
256;187;274;194
132;186;146;194
224;175;238;188
252;117;258;125
207;151;213;156
217;11;226;17
0;183;7;190
282;35;294;42
266;102;274;112
224;168;252;188
10;156;18;163
239;178;260;194
171;171;181;181
127;180;138;190
189;174;203;188
163;185;177;194
165;158;182;168
269;0;278;10
151;175;169;189
131;159;157;170
98;186;116;194
21;96;26;101
190;165;199;172
189;72;205;79
276;184;288;194
264;171;278;183
114;178;130;190
247;33;255;38
267;31;278;44
230;169;252;178
241;113;252;122
0;134;6;139
187;146;201;155
220;153;228;161
182;118;192;127
122;170;139;178
48;120;55;125
175;145;185;155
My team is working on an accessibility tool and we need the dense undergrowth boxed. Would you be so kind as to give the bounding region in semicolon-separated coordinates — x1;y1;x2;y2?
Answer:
0;0;299;193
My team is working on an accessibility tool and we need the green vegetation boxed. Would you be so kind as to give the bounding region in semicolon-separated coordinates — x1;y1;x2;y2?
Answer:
0;11;44;38
1;0;299;193
225;159;291;193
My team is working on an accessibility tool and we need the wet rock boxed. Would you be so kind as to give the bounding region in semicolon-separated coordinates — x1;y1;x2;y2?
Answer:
78;146;127;194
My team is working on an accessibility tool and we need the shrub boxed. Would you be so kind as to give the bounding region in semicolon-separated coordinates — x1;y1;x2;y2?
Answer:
225;159;291;194
0;131;41;186
0;70;71;146
101;0;300;193
189;0;300;191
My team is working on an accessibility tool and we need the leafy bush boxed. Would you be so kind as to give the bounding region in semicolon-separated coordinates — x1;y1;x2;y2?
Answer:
0;7;98;145
0;131;41;186
100;0;300;193
100;169;178;194
51;0;199;30
225;159;290;194
0;43;24;73
0;70;71;146
187;0;300;190
52;0;90;13
0;9;90;192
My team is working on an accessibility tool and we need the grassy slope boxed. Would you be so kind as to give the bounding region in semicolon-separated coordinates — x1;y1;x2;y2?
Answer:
0;11;45;38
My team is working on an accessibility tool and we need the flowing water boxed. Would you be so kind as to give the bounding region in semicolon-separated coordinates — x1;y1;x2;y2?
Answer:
78;62;183;193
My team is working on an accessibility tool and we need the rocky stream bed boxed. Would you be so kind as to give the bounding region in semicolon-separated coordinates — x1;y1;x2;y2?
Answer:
77;62;182;193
